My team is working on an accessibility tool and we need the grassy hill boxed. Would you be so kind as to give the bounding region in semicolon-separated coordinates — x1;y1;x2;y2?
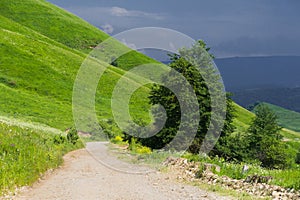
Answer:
0;0;158;131
253;102;300;133
0;0;108;52
1;0;299;139
0;0;156;192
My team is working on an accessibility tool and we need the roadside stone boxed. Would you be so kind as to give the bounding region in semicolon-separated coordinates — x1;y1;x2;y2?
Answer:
163;157;300;199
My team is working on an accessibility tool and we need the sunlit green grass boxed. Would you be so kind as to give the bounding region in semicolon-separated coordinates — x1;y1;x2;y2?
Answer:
0;120;83;195
261;102;300;132
0;1;157;133
0;0;108;51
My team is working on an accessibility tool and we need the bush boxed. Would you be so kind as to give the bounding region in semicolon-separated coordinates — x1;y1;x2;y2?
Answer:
111;135;124;144
53;134;66;145
296;150;300;164
129;137;137;151
136;146;152;154
67;127;79;145
128;137;152;154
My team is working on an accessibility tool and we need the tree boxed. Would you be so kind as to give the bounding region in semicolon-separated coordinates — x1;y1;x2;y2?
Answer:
246;104;292;169
209;93;239;160
135;40;235;154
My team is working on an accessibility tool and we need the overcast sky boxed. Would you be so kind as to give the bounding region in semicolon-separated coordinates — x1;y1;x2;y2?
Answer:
47;0;300;58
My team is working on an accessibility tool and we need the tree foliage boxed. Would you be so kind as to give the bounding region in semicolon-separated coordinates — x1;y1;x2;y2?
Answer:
135;41;235;154
246;104;293;169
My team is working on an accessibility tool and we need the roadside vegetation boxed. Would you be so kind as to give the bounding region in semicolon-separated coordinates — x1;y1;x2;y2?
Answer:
0;120;83;195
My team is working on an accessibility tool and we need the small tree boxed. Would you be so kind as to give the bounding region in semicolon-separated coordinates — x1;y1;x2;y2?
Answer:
246;104;292;169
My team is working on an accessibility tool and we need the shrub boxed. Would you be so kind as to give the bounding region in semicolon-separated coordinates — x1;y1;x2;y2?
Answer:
111;135;124;144
129;137;137;151
195;163;206;178
53;134;66;145
67;127;79;145
128;137;152;154
296;150;300;164
136;146;152;154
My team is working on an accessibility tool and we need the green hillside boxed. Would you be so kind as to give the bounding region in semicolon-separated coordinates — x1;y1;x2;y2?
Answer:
1;0;299;140
232;103;254;132
254;102;300;133
0;0;158;131
0;0;156;68
0;0;108;52
0;20;151;131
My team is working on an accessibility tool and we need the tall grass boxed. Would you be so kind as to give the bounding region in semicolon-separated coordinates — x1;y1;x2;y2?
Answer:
0;121;83;194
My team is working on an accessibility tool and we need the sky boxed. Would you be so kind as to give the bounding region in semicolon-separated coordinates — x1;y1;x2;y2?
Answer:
47;0;300;58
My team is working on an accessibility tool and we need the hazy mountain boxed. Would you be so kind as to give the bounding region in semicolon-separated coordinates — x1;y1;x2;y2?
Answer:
215;56;300;91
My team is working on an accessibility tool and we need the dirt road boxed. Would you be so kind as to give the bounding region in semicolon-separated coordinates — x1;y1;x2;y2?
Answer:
14;142;231;200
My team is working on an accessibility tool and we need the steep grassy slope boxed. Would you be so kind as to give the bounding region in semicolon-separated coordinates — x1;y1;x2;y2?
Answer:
1;0;299;141
0;0;163;137
232;103;254;132
0;18;82;128
0;0;108;52
0;0;156;69
0;19;152;130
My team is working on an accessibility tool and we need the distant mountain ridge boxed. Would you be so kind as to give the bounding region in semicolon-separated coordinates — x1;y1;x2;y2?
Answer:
215;56;300;91
232;87;300;113
212;56;300;112
162;56;300;92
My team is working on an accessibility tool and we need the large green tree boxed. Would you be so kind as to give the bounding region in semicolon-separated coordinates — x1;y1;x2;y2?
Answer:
136;41;235;154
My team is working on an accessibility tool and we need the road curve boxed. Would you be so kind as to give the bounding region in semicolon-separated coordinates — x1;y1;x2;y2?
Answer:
13;142;231;200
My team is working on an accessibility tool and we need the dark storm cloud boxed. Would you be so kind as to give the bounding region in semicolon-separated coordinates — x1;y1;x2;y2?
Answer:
47;0;300;57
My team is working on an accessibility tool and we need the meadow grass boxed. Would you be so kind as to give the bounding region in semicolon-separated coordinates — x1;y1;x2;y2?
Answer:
0;120;84;195
0;17;154;132
0;3;157;134
0;0;109;51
